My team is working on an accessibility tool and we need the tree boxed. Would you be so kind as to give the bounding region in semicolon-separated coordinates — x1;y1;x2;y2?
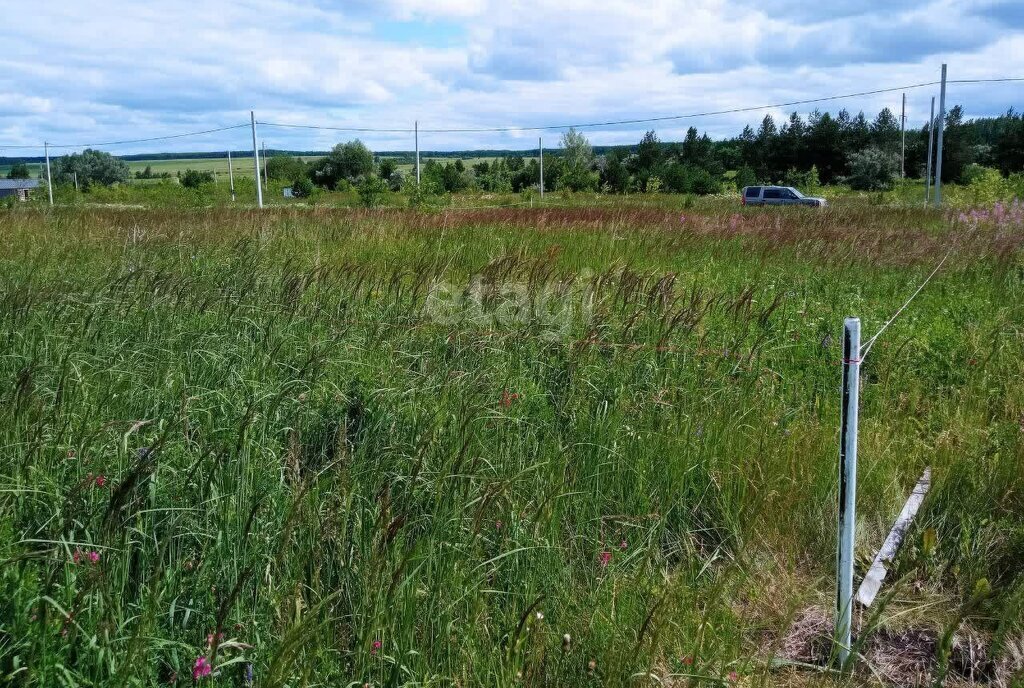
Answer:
870;107;901;155
266;155;308;182
600;148;630;193
50;149;129;187
558;128;597;192
845;147;898;191
632;130;662;180
309;140;374;189
377;158;397;181
939;105;976;183
7;163;30;179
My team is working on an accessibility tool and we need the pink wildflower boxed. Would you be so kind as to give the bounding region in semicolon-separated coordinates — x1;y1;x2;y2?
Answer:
72;550;82;564
500;389;520;408
94;475;106;488
371;639;382;655
728;670;739;683
88;551;100;564
599;550;612;567
619;540;627;550
682;655;694;666
193;655;212;680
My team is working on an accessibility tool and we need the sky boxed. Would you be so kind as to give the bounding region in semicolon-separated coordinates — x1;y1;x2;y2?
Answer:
1;0;1023;156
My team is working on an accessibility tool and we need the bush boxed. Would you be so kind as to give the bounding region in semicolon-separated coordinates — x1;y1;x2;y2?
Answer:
846;147;899;191
734;166;757;190
291;177;315;199
180;169;215;189
357;176;389;208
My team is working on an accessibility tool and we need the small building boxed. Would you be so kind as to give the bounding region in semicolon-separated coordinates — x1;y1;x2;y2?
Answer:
0;179;41;201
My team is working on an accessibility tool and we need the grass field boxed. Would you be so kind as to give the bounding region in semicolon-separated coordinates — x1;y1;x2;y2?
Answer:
0;204;1022;686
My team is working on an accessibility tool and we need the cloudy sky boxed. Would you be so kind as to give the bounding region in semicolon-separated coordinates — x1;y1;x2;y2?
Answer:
1;0;1022;155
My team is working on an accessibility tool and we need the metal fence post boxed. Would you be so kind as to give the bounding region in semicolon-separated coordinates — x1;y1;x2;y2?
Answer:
836;317;861;667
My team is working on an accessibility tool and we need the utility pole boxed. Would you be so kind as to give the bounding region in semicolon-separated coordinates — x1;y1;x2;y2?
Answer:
73;172;79;192
900;92;906;179
44;142;53;206
415;120;420;186
228;150;236;202
251;111;263;209
539;137;544;199
262;140;269;189
925;96;935;206
934;64;947;207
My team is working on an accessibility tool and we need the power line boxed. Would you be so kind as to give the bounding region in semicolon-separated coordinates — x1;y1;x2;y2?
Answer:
0;124;249;150
1;75;1021;149
258;76;1024;134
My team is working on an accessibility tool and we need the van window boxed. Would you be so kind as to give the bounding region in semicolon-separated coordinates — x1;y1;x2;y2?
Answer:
744;187;760;198
763;188;782;199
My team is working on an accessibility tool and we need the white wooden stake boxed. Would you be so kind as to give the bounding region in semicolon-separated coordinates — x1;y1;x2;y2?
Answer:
539;136;544;199
228;150;236;202
44;142;53;206
836;317;860;667
925;97;935;206
251;111;263;209
934;64;947;207
856;468;931;607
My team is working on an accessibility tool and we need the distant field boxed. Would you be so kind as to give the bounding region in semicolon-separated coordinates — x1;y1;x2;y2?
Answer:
1;155;532;182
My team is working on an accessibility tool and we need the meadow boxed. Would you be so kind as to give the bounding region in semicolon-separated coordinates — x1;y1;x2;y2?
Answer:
0;203;1022;687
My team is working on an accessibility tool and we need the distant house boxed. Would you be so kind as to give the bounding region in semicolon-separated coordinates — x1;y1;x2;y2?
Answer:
0;179;41;201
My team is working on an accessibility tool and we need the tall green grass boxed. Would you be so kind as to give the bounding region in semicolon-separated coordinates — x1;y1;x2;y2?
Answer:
0;206;1021;686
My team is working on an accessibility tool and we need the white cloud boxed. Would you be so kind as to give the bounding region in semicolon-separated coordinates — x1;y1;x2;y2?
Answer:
0;0;1020;153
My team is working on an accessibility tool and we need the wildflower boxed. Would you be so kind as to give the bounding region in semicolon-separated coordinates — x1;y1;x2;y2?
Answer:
682;655;694;666
679;215;687;224
599;550;612;567
94;475;106;488
562;633;571;651
371;639;382;655
500;389;520;408
298;392;307;402
535;611;544;621
73;550;82;564
619;540;627;550
587;659;597;674
88;551;100;564
205;632;224;648
495;520;503;530
728;670;739;683
193;656;212;680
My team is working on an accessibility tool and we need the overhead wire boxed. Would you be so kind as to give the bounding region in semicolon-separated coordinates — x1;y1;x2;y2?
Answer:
0;75;1021;150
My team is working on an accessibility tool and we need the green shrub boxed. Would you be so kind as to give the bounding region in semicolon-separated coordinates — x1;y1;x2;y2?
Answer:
180;169;215;189
357;175;389;208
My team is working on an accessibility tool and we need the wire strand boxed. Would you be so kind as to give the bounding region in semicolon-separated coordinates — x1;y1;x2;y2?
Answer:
1;75;1021;149
859;249;951;360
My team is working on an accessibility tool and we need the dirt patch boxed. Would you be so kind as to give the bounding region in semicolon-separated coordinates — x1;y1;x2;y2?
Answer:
773;606;1022;687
